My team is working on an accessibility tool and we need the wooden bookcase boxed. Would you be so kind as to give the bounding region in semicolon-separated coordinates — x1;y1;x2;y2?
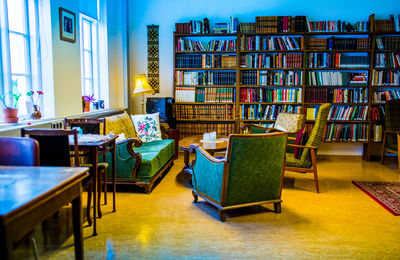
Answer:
173;14;400;160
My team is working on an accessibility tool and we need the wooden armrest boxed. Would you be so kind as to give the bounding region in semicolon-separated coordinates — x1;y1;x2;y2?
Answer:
383;130;400;134
189;144;226;164
117;137;142;148
288;137;296;141
287;144;317;150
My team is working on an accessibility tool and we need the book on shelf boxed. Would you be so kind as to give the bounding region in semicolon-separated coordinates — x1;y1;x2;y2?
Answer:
373;124;383;142
306;20;369;32
175;104;235;120
375;36;400;50
325;123;368;142
240;88;302;103
175;71;236;86
306;37;370;51
374;16;395;32
175;54;237;69
371;70;400;86
240;104;301;120
230;17;238;33
213;22;230;33
305;88;368;103
241;70;303;86
327;105;369;121
374;53;400;68
307;71;368;86
372;90;400;102
175;38;236;52
305;53;369;68
240;53;302;68
240;22;256;33
306;107;318;120
371;106;385;121
240;36;302;51
177;123;235;139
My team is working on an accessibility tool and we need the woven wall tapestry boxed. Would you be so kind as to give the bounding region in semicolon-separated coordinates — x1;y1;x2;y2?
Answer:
147;25;159;93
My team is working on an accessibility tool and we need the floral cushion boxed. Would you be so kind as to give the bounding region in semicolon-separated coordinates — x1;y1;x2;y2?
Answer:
131;113;162;142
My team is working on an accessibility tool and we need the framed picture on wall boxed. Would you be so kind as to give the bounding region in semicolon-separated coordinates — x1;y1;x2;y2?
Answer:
59;7;76;43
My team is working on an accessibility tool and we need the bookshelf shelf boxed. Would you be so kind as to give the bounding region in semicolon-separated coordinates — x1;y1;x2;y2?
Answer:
173;14;400;151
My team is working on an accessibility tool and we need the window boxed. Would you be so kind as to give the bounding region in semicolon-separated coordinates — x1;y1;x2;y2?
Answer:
79;14;99;101
0;0;42;118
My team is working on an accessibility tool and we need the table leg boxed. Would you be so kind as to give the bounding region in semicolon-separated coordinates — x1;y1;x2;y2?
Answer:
112;141;116;212
72;191;84;260
91;147;98;236
183;150;189;168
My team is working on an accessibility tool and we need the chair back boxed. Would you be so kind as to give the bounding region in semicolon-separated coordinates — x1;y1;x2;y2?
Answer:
274;113;305;133
298;103;331;167
64;118;106;135
223;132;288;207
384;99;400;150
0;137;40;166
21;129;79;167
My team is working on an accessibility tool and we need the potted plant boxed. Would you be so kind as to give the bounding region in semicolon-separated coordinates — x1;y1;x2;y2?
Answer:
26;90;43;119
82;94;96;112
0;82;21;123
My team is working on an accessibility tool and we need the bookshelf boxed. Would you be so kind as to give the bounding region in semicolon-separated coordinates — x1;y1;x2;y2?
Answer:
173;14;400;159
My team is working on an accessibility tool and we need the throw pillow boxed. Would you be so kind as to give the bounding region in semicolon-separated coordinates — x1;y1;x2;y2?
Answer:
116;132;126;142
131;113;162;142
293;127;305;159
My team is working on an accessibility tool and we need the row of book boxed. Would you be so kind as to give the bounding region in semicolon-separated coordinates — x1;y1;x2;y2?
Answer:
175;87;236;103
374;53;400;68
306;37;370;51
371;70;400;85
240;17;368;33
373;15;400;33
240;53;303;68
239;88;302;103
325;123;368;142
177;123;235;139
306;71;368;86
305;88;368;103
327;105;369;121
375;36;400;50
175;38;236;52
175;104;236;120
305;53;369;68
307;20;369;33
175;71;236;86
240;36;302;51
370;106;385;121
372;124;383;142
175;19;210;34
372;91;400;103
240;104;302;120
175;54;236;69
241;70;303;86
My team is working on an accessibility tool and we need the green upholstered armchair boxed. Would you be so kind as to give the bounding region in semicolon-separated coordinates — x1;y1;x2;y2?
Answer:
285;103;331;193
189;132;288;222
380;99;400;170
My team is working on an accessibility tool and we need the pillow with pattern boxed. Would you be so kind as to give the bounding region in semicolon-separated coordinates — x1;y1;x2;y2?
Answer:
131;113;162;142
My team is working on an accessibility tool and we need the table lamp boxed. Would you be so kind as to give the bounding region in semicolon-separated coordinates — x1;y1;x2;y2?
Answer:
132;74;155;114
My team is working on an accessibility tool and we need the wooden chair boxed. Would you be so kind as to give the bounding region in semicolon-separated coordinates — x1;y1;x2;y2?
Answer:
0;136;40;259
380;99;400;170
20;128;95;225
64;118;110;210
189;132;288;222
284;103;331;193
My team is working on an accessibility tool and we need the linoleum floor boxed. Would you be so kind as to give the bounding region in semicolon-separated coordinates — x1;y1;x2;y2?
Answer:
15;153;400;259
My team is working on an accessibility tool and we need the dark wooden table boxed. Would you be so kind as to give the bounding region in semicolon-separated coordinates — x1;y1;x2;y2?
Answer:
0;166;89;260
178;135;228;169
74;135;117;236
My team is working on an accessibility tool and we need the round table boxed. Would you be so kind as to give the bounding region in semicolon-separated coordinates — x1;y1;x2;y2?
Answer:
179;135;228;169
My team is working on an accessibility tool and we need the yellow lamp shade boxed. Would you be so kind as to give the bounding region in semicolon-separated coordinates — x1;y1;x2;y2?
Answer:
132;74;154;97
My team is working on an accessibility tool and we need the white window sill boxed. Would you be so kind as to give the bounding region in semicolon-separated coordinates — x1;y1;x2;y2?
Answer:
0;108;125;133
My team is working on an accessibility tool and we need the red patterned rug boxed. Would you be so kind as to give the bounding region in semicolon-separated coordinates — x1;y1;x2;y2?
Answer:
352;181;400;216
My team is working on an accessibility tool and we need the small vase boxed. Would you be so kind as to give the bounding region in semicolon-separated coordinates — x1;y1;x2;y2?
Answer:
3;108;19;123
31;105;41;119
84;101;91;112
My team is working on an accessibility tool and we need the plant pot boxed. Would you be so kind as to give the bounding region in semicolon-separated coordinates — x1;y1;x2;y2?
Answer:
3;108;18;123
84;101;91;112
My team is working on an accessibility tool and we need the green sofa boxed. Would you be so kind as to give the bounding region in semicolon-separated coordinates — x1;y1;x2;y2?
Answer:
103;112;175;193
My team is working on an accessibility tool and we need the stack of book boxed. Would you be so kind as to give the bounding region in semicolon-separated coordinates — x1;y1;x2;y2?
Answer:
213;23;230;33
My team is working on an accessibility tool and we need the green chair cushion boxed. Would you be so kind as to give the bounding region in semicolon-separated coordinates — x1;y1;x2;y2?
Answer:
285;152;311;169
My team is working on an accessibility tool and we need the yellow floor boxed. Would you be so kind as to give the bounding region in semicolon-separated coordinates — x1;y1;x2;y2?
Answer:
15;153;400;259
